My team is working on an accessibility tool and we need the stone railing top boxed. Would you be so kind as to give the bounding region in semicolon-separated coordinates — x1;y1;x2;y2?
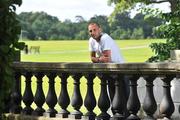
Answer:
12;62;180;75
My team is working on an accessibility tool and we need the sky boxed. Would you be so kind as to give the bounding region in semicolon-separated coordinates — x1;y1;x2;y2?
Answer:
16;0;115;22
16;0;170;22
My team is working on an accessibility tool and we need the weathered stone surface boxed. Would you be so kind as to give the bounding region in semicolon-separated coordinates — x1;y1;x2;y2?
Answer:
10;62;180;120
5;113;78;120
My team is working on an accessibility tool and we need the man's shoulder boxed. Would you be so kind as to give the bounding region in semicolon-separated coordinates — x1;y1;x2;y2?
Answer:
89;37;95;42
101;33;113;41
89;37;97;44
101;33;111;38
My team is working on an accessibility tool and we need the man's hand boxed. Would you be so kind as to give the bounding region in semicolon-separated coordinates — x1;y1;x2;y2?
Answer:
99;50;111;62
90;50;111;63
91;57;100;63
99;55;110;63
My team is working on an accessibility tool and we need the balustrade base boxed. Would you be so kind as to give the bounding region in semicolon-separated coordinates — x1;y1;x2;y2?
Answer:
43;112;57;117
126;114;140;120
69;114;82;119
56;109;70;118
110;114;124;120
143;115;156;120
82;111;96;120
9;106;22;114
96;112;110;120
82;116;96;120
161;117;171;120
5;114;180;120
32;108;45;116
5;113;79;120
21;107;34;115
69;111;83;119
43;109;57;117
56;113;69;118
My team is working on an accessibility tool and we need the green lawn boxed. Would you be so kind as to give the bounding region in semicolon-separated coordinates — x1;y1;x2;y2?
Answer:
20;39;165;113
21;39;165;62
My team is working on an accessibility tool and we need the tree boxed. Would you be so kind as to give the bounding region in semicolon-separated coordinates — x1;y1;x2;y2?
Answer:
148;6;180;62
108;0;179;13
75;15;85;23
108;0;180;62
110;27;132;39
109;12;163;39
17;11;164;40
133;13;164;38
110;12;135;31
0;0;24;118
131;28;144;39
18;12;59;40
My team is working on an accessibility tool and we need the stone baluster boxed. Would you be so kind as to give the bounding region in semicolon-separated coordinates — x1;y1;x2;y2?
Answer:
111;74;126;120
126;75;140;120
179;103;180;116
10;72;22;114
96;73;110;120
21;72;34;115
32;72;45;116
57;73;70;118
83;73;96;120
159;75;175;120
69;73;83;119
44;72;57;117
143;75;157;120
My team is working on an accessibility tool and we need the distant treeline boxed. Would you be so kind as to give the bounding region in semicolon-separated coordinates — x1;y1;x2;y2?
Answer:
17;11;165;40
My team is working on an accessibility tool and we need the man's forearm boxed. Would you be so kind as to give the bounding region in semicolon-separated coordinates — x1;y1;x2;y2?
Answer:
91;57;99;63
99;56;111;62
91;56;111;63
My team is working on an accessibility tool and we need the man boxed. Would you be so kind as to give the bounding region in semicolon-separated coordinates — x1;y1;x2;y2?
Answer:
88;22;129;116
88;22;124;63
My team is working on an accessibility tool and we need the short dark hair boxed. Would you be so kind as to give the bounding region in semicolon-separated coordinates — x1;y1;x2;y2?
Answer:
88;22;101;27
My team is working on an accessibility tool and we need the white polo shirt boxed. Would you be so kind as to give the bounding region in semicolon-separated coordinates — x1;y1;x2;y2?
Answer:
89;33;125;63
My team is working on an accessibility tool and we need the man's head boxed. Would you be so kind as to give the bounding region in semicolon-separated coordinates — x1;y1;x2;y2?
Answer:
88;22;102;41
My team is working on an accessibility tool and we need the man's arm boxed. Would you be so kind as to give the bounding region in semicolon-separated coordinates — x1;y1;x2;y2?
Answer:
99;50;111;62
90;50;111;63
90;51;99;63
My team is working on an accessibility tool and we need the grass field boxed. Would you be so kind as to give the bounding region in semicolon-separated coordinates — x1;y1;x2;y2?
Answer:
21;39;165;62
20;39;165;114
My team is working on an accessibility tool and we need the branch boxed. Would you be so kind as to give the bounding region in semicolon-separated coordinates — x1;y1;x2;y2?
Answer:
147;0;169;4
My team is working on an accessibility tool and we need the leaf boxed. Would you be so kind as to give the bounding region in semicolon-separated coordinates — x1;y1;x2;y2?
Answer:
13;0;22;6
4;66;13;76
0;45;9;54
11;5;16;11
14;42;25;50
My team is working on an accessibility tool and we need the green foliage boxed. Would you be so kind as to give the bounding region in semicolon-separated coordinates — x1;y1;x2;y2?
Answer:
18;11;163;40
131;28;144;39
110;27;132;39
109;12;163;39
147;3;180;62
108;0;180;62
0;0;24;114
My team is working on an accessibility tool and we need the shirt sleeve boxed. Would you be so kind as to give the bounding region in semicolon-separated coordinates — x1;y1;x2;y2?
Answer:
101;35;111;51
89;38;95;51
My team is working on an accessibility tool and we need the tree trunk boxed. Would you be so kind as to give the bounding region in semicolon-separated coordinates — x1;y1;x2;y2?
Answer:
169;0;178;13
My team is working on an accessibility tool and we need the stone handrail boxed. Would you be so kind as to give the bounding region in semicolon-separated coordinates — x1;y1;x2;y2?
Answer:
9;62;180;120
12;62;178;73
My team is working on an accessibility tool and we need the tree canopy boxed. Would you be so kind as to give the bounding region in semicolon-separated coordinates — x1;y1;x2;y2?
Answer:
108;0;180;62
0;0;24;117
108;0;178;12
18;11;164;40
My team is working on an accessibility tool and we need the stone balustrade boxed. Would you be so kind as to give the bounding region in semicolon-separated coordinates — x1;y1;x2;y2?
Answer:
8;62;180;120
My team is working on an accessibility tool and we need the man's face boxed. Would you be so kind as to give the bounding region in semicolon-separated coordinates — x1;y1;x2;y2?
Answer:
88;24;101;41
